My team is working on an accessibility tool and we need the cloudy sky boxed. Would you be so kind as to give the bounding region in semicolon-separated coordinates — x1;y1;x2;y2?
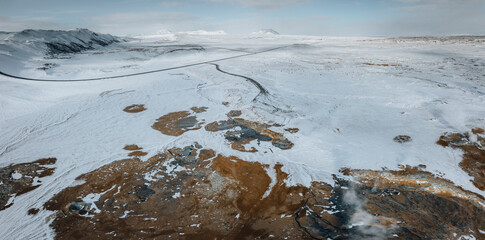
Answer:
1;0;484;36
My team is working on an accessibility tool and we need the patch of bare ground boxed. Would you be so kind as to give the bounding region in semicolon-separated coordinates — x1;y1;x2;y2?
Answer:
285;128;299;133
205;118;293;152
44;144;313;239
190;106;208;113
123;104;146;113
123;144;142;151
0;158;56;210
152;107;206;136
226;110;242;117
343;166;485;239
437;130;485;190
44;144;485;239
123;144;148;157
362;62;401;67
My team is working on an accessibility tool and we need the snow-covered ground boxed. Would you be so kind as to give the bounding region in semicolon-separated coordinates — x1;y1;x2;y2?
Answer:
1;30;485;238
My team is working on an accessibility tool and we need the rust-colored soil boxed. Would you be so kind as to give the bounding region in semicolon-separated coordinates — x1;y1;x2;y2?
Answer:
190;106;208;113
123;104;146;113
437;130;485;190
472;127;484;134
44;147;485;239
45;145;312;239
128;151;148;157
205;118;293;152
0;158;56;210
124;144;147;157
152;110;202;136
123;144;142;151
344;166;485;239
226;110;242;117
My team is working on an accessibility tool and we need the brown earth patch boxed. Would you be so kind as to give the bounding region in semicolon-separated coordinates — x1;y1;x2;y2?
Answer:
472;128;484;134
205;118;293;152
44;148;485;240
343;166;485;239
123;144;142;151
190;106;208;113
437;131;485;190
226;110;242;117
128;151;148;157
28;208;40;215
44;145;314;239
152;110;203;136
123;104;146;113
285;128;299;133
0;158;56;210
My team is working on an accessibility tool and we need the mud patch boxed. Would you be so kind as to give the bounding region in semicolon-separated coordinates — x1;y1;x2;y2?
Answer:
123;104;146;113
437;130;485;190
1;158;56;210
205;118;293;152
152;108;206;136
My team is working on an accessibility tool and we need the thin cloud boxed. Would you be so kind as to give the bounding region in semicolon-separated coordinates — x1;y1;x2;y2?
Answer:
0;16;64;32
201;0;310;10
88;12;200;35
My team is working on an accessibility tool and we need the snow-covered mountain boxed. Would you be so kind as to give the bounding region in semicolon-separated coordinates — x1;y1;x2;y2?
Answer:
0;28;119;56
179;30;227;35
251;29;280;35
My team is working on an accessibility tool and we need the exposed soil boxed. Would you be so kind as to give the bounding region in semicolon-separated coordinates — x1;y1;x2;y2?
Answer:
0;158;56;210
123;144;142;151
226;110;242;117
437;130;485;190
152;109;204;136
45;145;311;239
128;151;148;157
44;143;485;239
190;107;208;113
285;128;300;133
343;166;485;239
123;104;146;113
28;208;40;215
362;62;401;67
205;118;293;152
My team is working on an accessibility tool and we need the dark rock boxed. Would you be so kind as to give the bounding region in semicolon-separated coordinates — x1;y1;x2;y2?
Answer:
394;135;412;143
134;185;155;202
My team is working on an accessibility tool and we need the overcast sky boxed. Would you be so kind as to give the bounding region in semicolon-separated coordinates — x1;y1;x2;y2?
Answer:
1;0;484;36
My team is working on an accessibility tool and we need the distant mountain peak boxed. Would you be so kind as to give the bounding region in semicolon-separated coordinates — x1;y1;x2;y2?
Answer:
252;29;280;35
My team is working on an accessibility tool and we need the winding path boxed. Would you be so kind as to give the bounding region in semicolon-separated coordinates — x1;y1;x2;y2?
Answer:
208;63;269;96
0;45;290;82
